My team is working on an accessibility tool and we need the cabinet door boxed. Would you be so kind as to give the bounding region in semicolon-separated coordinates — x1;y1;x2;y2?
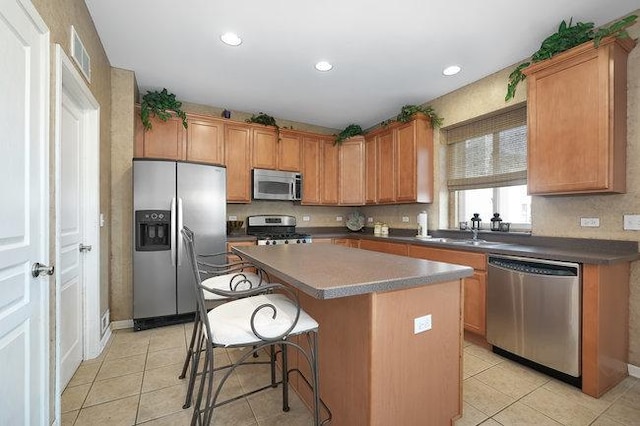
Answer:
252;127;278;170
224;124;252;203
339;137;365;205
138;114;185;160
395;120;417;202
365;135;377;204
278;132;302;172
321;139;339;205
301;137;322;204
332;238;351;247
226;241;257;269
358;239;408;256
376;130;395;203
463;272;486;336
525;38;631;195
186;118;223;164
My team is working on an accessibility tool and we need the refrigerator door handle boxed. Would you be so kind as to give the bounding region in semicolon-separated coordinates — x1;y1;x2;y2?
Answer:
170;197;177;266
177;197;183;266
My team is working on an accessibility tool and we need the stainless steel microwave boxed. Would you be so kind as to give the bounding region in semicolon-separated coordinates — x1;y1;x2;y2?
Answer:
252;169;302;201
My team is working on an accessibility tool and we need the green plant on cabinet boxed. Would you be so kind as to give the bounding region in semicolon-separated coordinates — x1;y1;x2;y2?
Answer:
140;88;188;131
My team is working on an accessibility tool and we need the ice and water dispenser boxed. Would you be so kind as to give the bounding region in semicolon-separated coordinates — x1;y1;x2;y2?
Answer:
135;210;171;251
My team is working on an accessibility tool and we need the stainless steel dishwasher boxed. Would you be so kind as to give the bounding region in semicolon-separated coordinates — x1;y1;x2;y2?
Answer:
486;255;581;380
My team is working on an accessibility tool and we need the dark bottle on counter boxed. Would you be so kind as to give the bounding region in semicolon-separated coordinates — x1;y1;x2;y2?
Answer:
490;213;502;231
470;213;482;230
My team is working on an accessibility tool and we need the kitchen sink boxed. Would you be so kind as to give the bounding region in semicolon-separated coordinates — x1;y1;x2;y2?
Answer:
448;239;505;247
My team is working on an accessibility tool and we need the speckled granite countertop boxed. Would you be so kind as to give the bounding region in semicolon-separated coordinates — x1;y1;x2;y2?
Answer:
228;228;639;265
232;244;473;299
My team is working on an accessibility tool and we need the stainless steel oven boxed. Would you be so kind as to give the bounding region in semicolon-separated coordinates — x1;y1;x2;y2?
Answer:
487;255;581;380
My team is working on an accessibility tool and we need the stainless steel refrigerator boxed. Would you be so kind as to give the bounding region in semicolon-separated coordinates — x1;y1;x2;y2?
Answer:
133;159;226;330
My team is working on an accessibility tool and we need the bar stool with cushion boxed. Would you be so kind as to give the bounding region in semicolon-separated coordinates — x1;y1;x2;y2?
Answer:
179;227;272;409
181;227;323;426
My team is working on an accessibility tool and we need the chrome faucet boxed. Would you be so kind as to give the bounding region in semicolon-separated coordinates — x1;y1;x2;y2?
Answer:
469;228;479;240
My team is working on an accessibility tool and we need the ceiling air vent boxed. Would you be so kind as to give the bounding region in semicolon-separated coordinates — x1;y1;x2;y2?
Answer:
71;25;91;82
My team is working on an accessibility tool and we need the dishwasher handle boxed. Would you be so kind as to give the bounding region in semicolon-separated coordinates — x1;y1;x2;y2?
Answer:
488;256;578;277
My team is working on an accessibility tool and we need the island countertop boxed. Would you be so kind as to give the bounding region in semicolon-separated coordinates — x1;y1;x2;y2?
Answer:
232;243;474;299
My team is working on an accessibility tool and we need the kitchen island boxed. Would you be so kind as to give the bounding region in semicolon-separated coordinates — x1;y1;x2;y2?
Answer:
233;244;474;426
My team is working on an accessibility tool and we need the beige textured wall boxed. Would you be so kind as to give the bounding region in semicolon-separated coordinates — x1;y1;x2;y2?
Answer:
423;15;640;366
110;68;136;321
179;101;339;135
32;0;112;320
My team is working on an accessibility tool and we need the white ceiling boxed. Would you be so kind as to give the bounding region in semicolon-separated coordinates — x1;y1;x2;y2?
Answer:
85;0;638;130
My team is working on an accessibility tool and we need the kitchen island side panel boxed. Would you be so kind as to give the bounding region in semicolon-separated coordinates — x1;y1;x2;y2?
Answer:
370;280;462;426
290;280;462;425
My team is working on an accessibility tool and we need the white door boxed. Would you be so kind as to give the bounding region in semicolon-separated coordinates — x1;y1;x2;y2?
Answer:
59;92;85;389
0;0;50;425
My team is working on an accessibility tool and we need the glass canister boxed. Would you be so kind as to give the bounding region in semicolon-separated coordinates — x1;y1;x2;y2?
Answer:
374;222;382;235
381;223;389;236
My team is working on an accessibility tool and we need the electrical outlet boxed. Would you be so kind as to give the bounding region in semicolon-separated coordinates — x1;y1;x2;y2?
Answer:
414;314;432;334
99;213;105;227
336;216;343;221
302;216;310;222
228;215;238;221
623;214;640;230
367;217;374;223
402;216;410;223
580;217;600;227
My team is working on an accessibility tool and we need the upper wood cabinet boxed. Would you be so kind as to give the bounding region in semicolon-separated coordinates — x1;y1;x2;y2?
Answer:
376;129;395;203
278;131;302;172
251;126;278;170
524;37;635;195
364;135;377;204
186;118;224;164
339;137;365;205
301;136;322;205
224;124;252;203
135;107;185;160
321;139;339;205
367;114;433;204
395;117;433;203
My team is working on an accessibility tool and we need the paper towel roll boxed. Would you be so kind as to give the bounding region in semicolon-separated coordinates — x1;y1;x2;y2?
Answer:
417;211;428;237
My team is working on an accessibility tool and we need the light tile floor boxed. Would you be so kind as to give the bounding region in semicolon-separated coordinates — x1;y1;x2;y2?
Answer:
62;324;640;425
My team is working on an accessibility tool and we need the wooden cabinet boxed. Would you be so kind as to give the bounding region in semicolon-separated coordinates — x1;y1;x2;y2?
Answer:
525;37;635;195
359;239;408;256
186;118;224;164
364;135;377;204
135;108;185;160
395;117;433;203
278;131;302;172
366;115;433;204
321;139;339;205
226;240;256;263
332;238;351;247
339;137;365;205
408;245;487;336
224;124;252;203
312;238;333;244
301;136;322;205
251;127;278;170
376;129;395;203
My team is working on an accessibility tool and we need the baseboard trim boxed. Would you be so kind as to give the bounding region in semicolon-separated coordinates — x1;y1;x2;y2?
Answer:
111;319;134;330
629;363;640;379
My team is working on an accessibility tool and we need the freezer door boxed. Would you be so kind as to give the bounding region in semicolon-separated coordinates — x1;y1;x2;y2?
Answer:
176;162;227;314
133;159;177;319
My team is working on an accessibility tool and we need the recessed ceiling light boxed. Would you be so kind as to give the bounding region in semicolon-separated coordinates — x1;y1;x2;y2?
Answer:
220;32;242;46
443;65;461;76
315;61;333;72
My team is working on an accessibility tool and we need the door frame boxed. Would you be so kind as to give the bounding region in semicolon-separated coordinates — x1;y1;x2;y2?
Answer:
53;45;102;420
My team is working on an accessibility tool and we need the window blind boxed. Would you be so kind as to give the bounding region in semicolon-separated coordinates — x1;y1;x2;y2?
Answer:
446;106;527;191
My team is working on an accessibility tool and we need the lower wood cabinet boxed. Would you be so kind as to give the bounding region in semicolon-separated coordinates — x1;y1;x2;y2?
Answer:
225;240;256;264
408;245;487;336
358;239;408;257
